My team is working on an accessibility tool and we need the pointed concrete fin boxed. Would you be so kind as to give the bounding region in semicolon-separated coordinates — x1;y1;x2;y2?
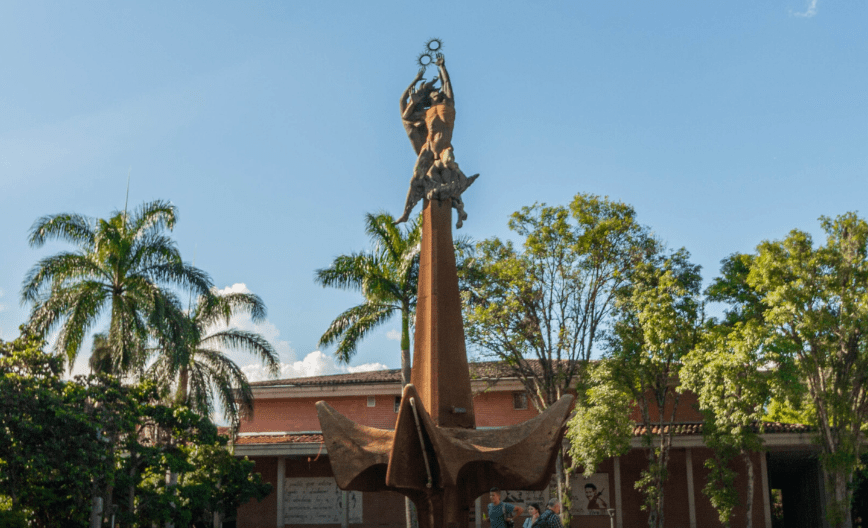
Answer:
315;400;395;491
435;394;575;493
386;384;440;490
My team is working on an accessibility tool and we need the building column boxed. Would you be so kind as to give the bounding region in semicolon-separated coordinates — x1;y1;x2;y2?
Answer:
760;452;772;528
341;490;349;528
475;496;482;528
276;456;286;528
686;448;697;528
613;456;623;528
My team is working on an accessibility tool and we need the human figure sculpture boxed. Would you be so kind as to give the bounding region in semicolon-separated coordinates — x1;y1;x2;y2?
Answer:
396;54;478;228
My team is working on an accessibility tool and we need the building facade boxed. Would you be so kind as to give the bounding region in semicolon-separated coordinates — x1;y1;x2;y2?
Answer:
232;364;825;528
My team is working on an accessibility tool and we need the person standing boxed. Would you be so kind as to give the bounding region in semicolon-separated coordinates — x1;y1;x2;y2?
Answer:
538;498;564;528
523;503;542;528
488;488;524;528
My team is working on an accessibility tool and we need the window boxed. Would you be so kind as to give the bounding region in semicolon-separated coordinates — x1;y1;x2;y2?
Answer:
394;396;401;413
367;396;376;407
513;392;528;410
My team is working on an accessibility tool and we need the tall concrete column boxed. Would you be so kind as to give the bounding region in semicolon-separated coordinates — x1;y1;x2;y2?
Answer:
411;199;475;429
276;456;286;528
475;496;482;528
613;456;623;528
760;453;772;528
685;448;696;528
341;490;349;528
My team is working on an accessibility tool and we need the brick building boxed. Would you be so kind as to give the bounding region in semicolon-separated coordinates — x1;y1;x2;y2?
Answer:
231;363;824;528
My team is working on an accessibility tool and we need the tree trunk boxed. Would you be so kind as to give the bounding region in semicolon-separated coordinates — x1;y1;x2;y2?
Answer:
90;480;103;528
743;452;754;528
401;305;411;387
824;467;853;528
556;449;568;525
127;457;137;528
165;470;178;528
175;364;189;406
401;303;416;528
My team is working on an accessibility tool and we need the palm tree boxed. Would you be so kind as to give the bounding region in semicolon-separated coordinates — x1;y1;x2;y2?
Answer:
21;200;212;376
146;289;280;430
315;212;422;386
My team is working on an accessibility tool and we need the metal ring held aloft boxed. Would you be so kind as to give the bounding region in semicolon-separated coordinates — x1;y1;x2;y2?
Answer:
425;38;443;52
417;52;434;69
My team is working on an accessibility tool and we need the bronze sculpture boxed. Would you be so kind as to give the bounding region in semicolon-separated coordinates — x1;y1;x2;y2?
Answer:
317;42;573;528
396;54;478;229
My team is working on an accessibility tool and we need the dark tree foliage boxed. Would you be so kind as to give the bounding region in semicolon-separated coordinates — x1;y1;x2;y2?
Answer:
0;332;270;527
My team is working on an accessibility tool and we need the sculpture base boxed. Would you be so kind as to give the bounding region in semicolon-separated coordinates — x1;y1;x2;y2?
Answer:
317;384;574;528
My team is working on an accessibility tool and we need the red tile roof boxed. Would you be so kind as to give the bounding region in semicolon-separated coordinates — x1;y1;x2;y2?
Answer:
231;422;812;446
234;433;324;446
249;360;568;388
631;422;813;436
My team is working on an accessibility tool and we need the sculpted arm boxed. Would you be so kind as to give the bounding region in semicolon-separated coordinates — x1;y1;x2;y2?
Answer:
401;68;426;118
436;55;453;101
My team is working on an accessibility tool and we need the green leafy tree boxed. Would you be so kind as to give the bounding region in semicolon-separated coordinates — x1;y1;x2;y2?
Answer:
462;193;653;519
0;332;141;528
147;288;279;432
315;212;422;386
21;200;212;376
569;246;703;528
680;321;771;528
183;442;272;526
118;405;270;527
740;212;868;528
566;360;634;476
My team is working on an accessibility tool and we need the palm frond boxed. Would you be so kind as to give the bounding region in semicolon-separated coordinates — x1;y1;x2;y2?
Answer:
126;200;177;239
187;361;214;418
21;253;109;304
129;233;182;271
315;253;376;291
144;261;213;297
318;302;396;363
196;348;255;428
198;328;279;376
197;291;267;328
28;213;96;249
36;281;109;368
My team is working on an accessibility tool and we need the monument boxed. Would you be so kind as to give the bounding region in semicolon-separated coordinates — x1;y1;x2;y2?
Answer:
317;40;574;528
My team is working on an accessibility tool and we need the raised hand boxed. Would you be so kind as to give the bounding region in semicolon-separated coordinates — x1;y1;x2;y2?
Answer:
435;53;445;67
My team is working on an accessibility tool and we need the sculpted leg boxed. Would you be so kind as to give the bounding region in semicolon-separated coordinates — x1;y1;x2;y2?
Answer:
396;149;434;223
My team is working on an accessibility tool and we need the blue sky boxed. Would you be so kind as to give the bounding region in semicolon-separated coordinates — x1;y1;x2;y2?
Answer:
1;1;866;381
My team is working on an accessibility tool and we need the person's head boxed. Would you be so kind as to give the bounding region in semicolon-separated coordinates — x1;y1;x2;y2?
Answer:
547;498;560;514
489;488;502;505
430;89;445;103
584;483;597;499
528;503;540;517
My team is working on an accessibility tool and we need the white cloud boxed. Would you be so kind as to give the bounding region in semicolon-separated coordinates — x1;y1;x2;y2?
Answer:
241;350;388;382
386;329;401;341
217;283;252;295
792;0;818;17
347;362;390;373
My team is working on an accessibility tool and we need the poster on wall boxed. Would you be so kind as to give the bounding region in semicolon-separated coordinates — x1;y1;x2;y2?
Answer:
284;477;363;524
572;473;610;516
502;488;549;510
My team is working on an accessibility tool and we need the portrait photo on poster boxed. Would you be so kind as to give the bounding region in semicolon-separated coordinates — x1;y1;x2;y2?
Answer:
573;473;610;516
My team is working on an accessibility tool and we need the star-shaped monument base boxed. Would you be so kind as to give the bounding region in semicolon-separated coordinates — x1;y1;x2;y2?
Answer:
317;384;574;528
